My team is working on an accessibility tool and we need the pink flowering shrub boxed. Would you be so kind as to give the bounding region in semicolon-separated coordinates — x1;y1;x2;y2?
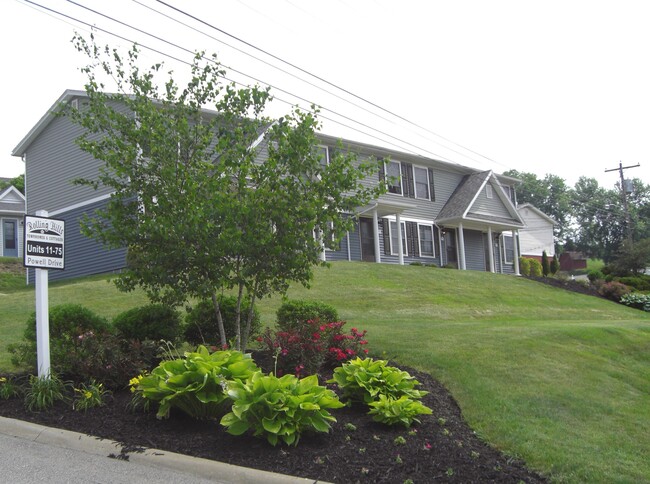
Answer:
257;319;369;377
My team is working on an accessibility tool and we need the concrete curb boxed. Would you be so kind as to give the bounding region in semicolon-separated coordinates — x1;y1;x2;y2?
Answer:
0;416;328;483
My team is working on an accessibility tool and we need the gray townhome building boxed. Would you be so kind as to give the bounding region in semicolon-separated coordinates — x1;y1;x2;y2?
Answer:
13;90;526;282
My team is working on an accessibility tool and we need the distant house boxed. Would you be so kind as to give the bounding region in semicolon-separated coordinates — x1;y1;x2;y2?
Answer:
13;89;528;282
0;185;26;258
560;251;588;271
517;203;556;262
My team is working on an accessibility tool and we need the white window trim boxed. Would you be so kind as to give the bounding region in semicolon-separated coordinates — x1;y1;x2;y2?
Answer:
384;160;403;195
317;145;330;166
417;223;435;258
486;184;493;199
389;220;408;256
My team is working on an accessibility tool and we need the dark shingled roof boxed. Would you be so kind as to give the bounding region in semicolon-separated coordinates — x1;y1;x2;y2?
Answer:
436;171;491;221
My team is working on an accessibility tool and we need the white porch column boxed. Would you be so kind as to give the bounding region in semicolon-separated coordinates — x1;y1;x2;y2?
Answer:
372;209;381;263
318;229;326;262
487;226;495;273
396;212;404;265
512;229;520;275
458;223;466;270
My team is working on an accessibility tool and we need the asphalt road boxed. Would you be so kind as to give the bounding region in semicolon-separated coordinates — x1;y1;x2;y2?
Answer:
0;416;322;484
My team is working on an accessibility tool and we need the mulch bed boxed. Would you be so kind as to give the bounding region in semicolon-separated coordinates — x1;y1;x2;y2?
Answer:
0;354;546;483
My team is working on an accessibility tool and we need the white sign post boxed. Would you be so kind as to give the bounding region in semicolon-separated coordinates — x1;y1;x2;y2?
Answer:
23;211;65;378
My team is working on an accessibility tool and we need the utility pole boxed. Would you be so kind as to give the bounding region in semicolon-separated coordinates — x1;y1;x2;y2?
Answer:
605;161;640;243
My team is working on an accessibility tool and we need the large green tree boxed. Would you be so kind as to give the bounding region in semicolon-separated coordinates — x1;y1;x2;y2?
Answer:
503;170;571;242
569;177;624;261
68;35;383;350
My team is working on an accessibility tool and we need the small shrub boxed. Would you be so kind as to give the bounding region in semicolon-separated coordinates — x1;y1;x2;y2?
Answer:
519;258;531;276
113;304;182;342
529;259;543;277
60;330;158;389
221;372;344;446
617;276;650;292
276;300;338;333
24;374;71;411
598;281;632;301
328;357;428;405
619;293;650;311
73;379;111;411
258;320;369;377
9;304;110;373
132;346;259;419
550;254;560;275
184;297;262;346
588;270;605;283
368;394;433;427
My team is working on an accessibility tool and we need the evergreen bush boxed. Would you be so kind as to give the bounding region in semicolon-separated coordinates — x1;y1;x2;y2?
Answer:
276;300;338;332
542;251;550;277
113;304;182;342
519;257;531;276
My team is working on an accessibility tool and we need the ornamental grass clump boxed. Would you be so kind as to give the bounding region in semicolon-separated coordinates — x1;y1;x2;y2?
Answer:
131;345;259;419
221;372;344;446
328;357;432;427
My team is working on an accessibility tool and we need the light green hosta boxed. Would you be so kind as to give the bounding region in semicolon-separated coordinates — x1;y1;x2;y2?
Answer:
134;346;259;419
328;357;428;404
368;394;432;427
221;372;344;446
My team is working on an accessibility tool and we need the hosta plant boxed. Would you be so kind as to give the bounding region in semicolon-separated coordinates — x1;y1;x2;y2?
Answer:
132;346;259;419
221;372;344;446
328;357;428;404
368;394;433;427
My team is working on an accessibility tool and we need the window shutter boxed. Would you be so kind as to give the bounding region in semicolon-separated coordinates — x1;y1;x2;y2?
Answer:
378;158;385;183
381;218;391;255
428;168;435;201
406;221;419;257
401;163;415;198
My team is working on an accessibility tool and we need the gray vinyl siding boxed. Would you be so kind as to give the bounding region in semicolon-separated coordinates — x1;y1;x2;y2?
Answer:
326;221;362;262
468;185;512;219
27;198;126;284
25;114;113;215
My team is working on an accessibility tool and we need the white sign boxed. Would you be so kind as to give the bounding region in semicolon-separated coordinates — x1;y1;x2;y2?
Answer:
24;215;65;270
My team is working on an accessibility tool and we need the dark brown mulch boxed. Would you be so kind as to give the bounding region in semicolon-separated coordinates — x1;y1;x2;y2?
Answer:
0;356;546;483
525;276;602;298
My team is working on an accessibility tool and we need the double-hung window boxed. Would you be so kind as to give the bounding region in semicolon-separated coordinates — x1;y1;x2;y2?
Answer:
418;224;435;257
413;166;430;200
385;161;402;195
389;220;407;256
382;161;433;201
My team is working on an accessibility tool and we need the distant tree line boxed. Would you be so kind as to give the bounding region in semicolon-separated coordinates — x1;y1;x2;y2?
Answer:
504;170;650;266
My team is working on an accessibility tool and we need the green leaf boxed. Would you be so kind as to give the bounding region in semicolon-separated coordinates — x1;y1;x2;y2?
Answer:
262;417;282;434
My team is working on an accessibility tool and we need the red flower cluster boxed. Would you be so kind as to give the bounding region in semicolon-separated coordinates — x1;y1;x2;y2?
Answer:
258;319;369;377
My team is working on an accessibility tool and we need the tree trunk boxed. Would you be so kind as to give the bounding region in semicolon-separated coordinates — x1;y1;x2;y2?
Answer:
211;291;228;348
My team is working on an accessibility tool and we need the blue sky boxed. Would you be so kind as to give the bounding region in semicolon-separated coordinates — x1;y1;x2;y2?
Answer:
2;0;649;188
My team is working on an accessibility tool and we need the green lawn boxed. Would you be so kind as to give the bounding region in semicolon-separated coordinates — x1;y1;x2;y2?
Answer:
1;262;649;483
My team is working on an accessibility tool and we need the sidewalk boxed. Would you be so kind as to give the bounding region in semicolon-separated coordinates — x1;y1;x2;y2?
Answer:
0;416;325;483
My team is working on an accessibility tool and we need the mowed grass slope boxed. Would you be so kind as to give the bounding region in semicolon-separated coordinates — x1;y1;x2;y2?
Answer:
1;262;649;483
